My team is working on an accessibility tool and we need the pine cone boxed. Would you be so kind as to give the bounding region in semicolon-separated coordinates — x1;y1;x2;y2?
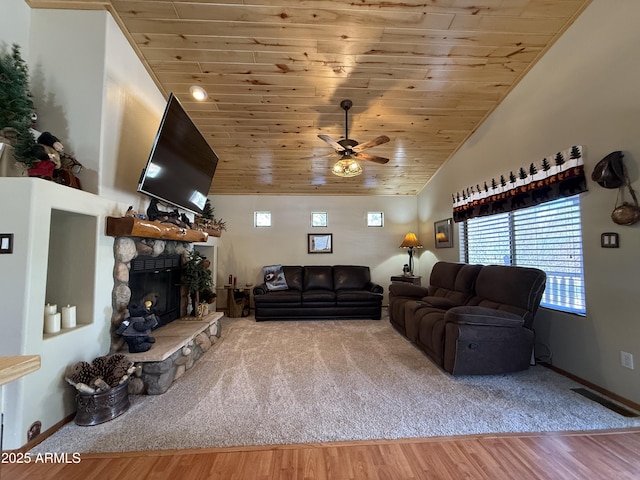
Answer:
105;354;133;387
66;361;95;385
92;356;110;376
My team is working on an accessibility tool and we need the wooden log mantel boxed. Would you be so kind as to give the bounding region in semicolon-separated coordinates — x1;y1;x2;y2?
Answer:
106;216;208;242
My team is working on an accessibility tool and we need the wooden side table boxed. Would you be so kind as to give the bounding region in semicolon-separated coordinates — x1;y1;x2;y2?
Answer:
390;275;422;286
225;285;252;318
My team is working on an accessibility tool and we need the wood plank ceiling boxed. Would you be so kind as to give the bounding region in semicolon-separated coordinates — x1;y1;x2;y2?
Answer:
28;0;591;196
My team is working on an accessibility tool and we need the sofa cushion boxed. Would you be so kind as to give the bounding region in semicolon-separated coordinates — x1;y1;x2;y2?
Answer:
404;303;447;342
303;266;334;290
427;261;464;294
254;289;302;305
336;289;382;303
467;265;546;327
423;296;460;309
334;265;370;290
428;262;482;305
282;266;303;291
445;305;525;327
415;310;448;366
302;289;336;305
388;283;429;298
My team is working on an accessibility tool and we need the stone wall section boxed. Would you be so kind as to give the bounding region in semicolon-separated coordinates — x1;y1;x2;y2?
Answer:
128;317;222;395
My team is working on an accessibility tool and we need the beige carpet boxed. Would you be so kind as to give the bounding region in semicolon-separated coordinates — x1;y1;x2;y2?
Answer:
32;313;640;453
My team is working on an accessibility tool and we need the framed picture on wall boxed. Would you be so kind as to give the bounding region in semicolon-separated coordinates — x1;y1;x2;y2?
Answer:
308;233;333;253
434;218;453;248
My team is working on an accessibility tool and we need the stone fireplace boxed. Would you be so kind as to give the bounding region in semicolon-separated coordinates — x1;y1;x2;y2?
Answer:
108;231;222;394
110;236;192;352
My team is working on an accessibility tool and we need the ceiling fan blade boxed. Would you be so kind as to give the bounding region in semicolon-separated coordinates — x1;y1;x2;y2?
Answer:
352;135;390;152
301;152;339;160
318;134;345;152
355;152;390;164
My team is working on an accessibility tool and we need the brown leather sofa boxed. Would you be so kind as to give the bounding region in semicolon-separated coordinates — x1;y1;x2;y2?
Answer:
389;261;546;375
253;265;383;321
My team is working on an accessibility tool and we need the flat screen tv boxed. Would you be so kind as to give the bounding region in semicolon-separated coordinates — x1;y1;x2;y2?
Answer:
137;93;218;215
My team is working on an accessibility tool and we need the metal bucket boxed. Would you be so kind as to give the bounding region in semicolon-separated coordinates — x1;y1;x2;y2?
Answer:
74;380;130;426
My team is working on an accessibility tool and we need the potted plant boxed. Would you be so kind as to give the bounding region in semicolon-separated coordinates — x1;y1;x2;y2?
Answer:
181;250;214;317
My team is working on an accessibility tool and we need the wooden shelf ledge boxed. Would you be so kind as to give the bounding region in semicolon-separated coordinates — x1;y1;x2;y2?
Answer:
106;216;208;242
0;355;41;386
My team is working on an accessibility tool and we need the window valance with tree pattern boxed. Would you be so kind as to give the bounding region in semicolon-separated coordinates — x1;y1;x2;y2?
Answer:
452;145;588;223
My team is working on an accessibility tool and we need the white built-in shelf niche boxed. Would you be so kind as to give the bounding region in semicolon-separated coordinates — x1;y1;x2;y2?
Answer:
43;208;97;338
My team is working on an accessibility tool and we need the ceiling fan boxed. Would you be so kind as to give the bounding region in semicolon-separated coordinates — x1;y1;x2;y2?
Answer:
316;99;390;177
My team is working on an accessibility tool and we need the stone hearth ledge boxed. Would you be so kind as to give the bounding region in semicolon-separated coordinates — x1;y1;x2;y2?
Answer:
122;311;223;395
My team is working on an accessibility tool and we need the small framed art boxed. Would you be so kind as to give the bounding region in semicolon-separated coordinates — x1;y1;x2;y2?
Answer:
308;233;333;253
434;218;453;248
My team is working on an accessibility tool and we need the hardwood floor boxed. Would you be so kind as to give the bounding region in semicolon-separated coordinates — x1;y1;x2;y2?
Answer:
5;429;640;480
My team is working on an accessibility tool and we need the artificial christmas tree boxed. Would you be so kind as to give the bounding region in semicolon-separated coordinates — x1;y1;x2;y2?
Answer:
0;44;35;168
194;199;227;236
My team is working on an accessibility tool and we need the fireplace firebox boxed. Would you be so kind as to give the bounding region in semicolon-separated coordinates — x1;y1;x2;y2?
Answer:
128;254;182;329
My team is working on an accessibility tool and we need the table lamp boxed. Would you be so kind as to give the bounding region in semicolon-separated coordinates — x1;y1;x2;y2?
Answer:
399;232;423;275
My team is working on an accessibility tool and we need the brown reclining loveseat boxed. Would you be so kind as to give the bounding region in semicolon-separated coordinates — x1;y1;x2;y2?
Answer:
388;261;546;375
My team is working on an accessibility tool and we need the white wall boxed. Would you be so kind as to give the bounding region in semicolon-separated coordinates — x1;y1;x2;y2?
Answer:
27;10;165;201
0;0;30;54
0;178;130;449
1;5;164;449
28;9;106;194
418;0;640;405
209;194;419;304
100;15;166;205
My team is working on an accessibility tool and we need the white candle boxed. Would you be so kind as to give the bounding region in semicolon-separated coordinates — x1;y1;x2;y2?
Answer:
61;305;76;329
44;303;57;315
44;313;61;334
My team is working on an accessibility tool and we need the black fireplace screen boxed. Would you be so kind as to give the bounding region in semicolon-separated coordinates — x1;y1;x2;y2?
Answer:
128;254;182;329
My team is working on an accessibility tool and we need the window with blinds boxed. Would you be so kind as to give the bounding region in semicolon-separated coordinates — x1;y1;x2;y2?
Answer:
459;196;586;315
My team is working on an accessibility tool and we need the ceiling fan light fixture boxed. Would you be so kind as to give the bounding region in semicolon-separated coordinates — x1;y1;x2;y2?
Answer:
332;158;362;177
189;85;208;101
317;100;390;176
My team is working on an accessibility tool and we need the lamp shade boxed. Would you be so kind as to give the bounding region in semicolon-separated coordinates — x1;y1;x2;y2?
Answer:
399;232;423;249
332;158;362;177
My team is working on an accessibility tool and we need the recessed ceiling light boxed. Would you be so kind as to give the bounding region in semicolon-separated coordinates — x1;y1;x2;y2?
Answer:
189;85;208;101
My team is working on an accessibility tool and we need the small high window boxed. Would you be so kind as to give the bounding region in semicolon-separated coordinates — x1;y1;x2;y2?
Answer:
311;212;328;227
367;212;384;227
254;211;272;227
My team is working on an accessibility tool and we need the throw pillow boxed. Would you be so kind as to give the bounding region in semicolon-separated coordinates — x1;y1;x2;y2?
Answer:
263;264;288;291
